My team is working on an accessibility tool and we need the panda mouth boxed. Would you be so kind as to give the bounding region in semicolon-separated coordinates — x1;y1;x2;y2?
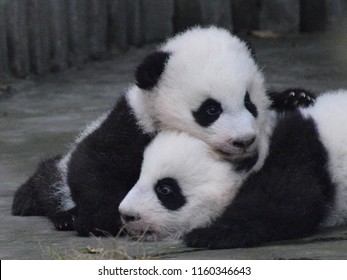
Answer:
217;149;234;157
123;224;181;242
133;229;154;236
123;224;158;240
129;230;159;241
216;148;257;160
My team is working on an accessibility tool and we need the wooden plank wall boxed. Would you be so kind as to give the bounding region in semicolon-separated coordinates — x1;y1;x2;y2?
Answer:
0;0;345;78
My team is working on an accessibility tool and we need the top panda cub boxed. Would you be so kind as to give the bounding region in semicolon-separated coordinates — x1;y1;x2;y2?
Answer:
130;26;271;165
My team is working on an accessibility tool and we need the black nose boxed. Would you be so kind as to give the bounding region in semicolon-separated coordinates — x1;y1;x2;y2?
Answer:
121;213;140;223
232;137;256;149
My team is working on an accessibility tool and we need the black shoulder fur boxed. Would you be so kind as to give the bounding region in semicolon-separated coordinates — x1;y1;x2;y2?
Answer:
67;96;153;236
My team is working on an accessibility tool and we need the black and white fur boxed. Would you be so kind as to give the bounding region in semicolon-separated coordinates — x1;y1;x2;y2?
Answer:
12;26;313;236
119;90;347;248
119;131;245;240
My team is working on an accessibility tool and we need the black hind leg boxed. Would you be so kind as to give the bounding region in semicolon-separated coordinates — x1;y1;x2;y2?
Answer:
12;177;45;216
12;156;63;216
12;155;76;231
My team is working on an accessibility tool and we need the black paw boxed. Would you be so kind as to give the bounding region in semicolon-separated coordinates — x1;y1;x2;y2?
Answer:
52;214;76;231
51;207;77;231
73;213;122;237
269;88;316;111
73;216;92;236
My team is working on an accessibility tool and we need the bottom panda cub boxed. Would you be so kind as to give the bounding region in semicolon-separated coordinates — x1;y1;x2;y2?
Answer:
119;90;347;248
118;131;245;241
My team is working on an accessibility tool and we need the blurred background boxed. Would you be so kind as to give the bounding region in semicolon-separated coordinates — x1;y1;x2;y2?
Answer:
1;0;347;79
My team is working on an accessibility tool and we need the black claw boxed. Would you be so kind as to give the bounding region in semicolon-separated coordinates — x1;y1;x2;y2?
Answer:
268;88;316;111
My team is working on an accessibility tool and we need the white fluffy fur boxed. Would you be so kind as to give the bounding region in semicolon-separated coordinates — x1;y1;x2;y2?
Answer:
119;131;244;241
129;26;273;166
301;90;347;227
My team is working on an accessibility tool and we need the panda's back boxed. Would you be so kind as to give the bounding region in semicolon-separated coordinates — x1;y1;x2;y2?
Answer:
215;110;335;244
301;91;347;227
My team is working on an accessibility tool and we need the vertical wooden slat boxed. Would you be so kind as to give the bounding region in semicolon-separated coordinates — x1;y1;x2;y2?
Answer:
38;0;51;74
0;1;9;75
173;0;232;33
232;0;259;34
259;0;300;34
87;0;108;59
142;0;174;43
67;0;88;66
6;0;30;78
173;0;202;33
27;0;40;74
127;0;143;46
326;0;344;25
48;0;69;72
108;0;128;50
198;0;232;30
301;0;343;32
27;0;51;75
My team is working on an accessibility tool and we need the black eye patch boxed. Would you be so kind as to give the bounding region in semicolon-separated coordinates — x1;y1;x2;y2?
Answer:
193;98;223;127
155;178;186;211
244;92;258;118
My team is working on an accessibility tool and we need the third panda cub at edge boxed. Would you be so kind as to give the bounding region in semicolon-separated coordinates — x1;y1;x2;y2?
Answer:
119;91;347;248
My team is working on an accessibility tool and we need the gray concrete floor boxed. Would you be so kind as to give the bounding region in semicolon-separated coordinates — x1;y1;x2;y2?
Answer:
1;33;347;260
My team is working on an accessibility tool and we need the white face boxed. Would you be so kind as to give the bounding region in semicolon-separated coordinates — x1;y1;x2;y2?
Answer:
128;27;272;164
118;131;244;241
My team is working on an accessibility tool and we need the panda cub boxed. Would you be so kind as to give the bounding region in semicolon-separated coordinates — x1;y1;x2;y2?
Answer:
119;91;347;248
12;26;313;237
119;131;244;241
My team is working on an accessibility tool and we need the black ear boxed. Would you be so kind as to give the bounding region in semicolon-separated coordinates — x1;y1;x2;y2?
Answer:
135;51;171;91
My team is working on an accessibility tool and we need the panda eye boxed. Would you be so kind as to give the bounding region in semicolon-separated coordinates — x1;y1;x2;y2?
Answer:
154;178;186;210
156;184;173;196
205;104;221;116
193;98;223;127
244;91;258;118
